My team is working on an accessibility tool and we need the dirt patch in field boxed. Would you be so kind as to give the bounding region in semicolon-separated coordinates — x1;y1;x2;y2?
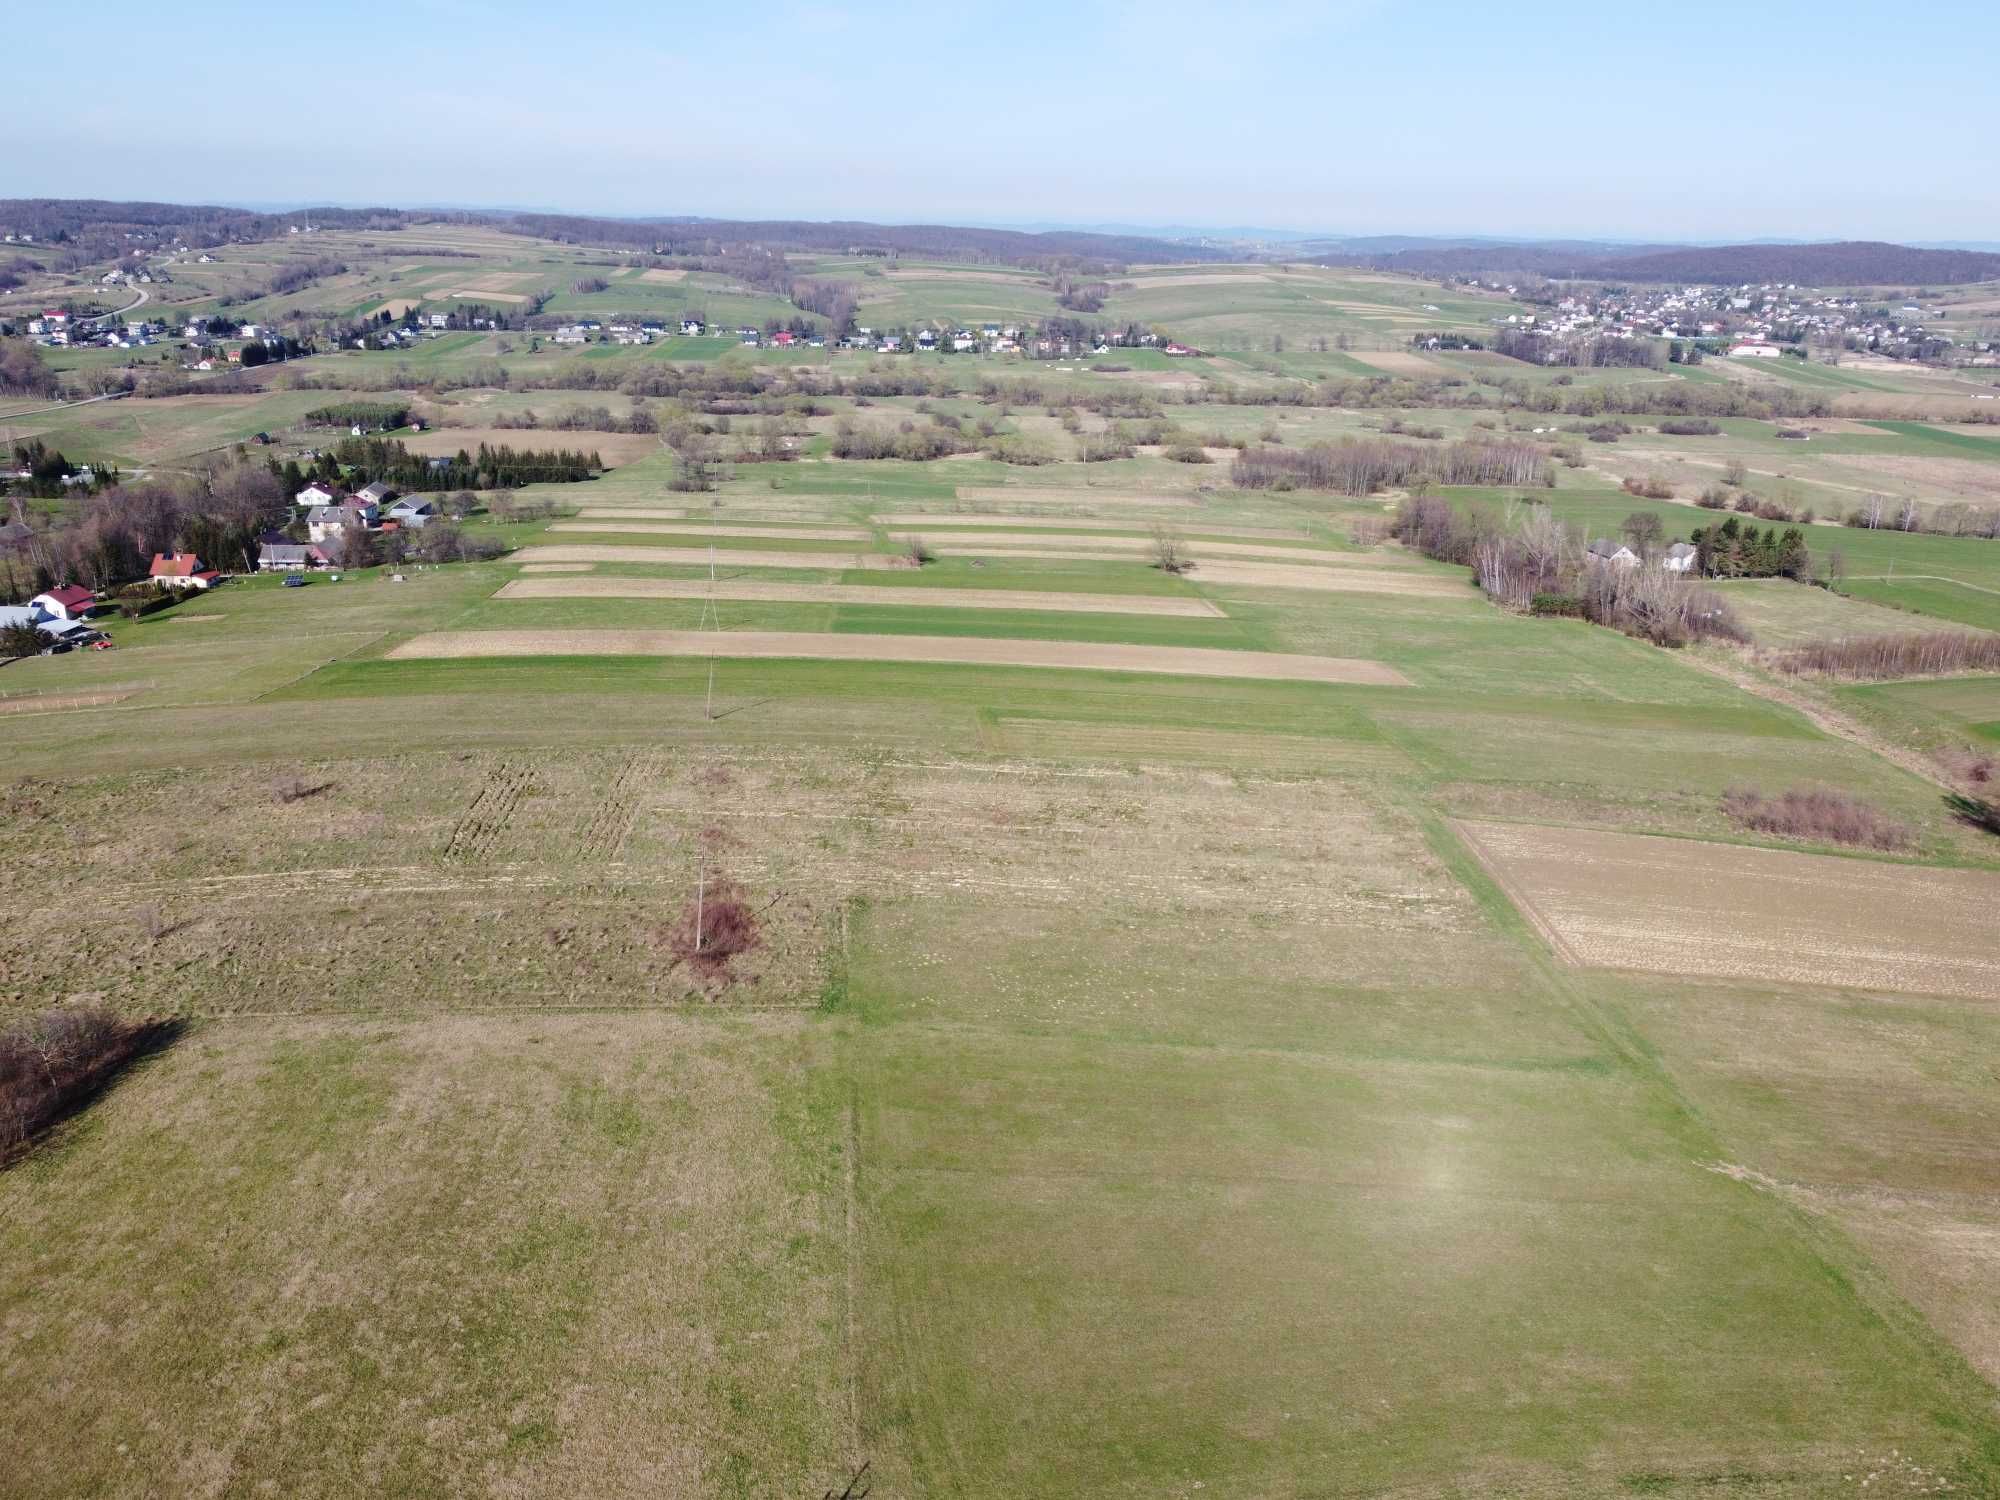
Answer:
875;513;1302;539
954;487;1198;507
439;288;530;304
496;577;1225;617
551;521;873;542
397;429;662;466
1455;819;2000;1000
367;298;422;319
388;629;1409;685
637;268;688;283
573;506;686;520
520;545;894;570
517;563;595;574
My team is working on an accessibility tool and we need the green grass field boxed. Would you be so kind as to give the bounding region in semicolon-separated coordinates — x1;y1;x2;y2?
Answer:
8;219;2000;1499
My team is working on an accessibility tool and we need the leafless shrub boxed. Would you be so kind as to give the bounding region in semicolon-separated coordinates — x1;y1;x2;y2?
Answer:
0;1006;181;1161
1721;786;1914;851
1776;631;2000;680
903;534;933;566
1621;474;1675;500
663;878;762;983
1150;526;1193;574
272;774;333;805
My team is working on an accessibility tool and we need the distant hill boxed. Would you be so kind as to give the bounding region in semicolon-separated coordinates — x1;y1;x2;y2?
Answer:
1345;238;2000;286
0;200;1225;274
1563;240;2000;286
516;214;1228;267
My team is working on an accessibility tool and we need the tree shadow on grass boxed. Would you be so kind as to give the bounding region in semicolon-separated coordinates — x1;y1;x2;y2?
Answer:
1;1017;188;1171
1945;793;2000;838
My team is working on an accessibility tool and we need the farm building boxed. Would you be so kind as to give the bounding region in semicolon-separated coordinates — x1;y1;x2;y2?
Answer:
1662;542;1699;574
257;542;330;572
30;584;99;621
357;481;397;506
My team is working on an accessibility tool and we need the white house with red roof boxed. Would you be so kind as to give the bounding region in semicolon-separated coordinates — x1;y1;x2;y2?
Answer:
30;584;98;621
149;553;222;590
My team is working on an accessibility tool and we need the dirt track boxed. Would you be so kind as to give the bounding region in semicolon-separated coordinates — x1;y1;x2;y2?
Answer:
495;578;1225;616
387;629;1409;685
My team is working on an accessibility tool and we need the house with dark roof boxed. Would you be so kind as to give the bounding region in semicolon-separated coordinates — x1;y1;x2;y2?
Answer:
257;542;330;572
356;480;397;506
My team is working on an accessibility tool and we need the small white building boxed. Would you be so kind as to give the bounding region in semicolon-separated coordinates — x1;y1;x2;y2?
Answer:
1661;542;1699;574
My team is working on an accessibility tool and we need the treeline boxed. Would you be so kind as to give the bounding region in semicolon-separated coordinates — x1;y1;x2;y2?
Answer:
1395;495;1746;647
1492;329;1667;369
326;436;601;491
1;459;283;599
490;404;659;434
303;400;409;430
6;440;120;499
1232;438;1548;495
1776;631;2000;680
1689;517;1813;579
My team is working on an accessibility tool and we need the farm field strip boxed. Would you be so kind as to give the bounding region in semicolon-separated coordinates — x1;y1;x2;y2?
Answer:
552;521;874;542
494;577;1226;616
870;513;1308;538
952;487;1199;507
1194;563;1473;596
1455;819;2000;1001
386;629;1410;684
896;533;1370;563
519;545;898;570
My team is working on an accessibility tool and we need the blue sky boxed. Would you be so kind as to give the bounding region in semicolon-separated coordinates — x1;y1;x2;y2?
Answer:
9;0;1994;241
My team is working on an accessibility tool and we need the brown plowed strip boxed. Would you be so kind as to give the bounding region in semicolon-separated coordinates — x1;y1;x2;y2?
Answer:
518;563;594;574
519;545;895;570
552;520;873;542
873;513;1306;539
495;577;1224;617
387;629;1408;685
0;689;139;715
954;487;1197;507
573;506;686;520
1192;561;1470;596
1455;819;2000;1001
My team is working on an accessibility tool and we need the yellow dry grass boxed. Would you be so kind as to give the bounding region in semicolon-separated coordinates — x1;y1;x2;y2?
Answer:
637;268;688;283
1455;820;2000;1001
387;629;1410;684
907;533;1379;564
494;577;1225;617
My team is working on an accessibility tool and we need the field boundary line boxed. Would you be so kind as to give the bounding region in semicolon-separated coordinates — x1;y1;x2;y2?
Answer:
843;1080;864;1460
1445;817;1583;967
